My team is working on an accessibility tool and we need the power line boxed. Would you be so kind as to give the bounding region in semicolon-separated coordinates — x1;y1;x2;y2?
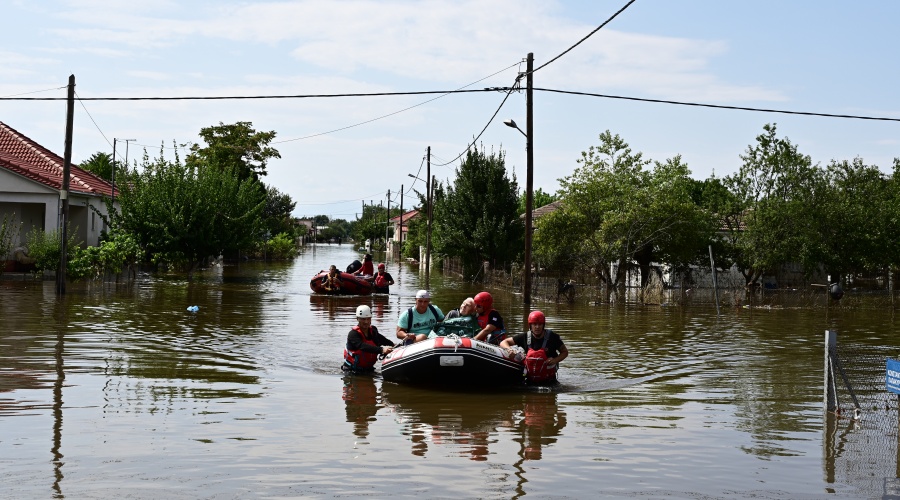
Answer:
0;88;501;101
531;0;638;75
0;86;66;99
74;92;114;149
432;80;519;167
274;61;521;144
533;87;900;122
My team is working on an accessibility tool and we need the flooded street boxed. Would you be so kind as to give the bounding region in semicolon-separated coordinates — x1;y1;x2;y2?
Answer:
1;243;898;498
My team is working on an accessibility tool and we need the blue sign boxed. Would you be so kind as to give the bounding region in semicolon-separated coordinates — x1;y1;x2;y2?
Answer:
887;359;900;394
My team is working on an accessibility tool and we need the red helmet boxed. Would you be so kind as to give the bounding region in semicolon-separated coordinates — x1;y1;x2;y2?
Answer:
473;291;493;311
528;310;546;325
377;263;385;270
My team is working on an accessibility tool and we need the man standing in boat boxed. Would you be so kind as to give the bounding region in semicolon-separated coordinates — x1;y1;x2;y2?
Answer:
343;305;394;372
501;310;568;384
472;292;506;345
396;290;444;344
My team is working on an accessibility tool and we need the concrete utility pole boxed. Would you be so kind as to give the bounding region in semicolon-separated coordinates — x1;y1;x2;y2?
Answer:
399;185;404;264
57;74;75;296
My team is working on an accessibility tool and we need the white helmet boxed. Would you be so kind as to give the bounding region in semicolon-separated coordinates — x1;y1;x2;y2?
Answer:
356;305;372;319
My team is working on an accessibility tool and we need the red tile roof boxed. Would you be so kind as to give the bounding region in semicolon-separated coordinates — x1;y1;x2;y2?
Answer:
0;121;115;197
390;209;420;224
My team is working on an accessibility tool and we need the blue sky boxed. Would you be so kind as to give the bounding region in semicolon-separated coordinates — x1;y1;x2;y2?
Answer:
2;0;898;221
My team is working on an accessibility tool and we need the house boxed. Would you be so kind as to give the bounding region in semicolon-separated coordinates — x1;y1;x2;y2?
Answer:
389;209;420;245
387;209;420;257
0;121;116;265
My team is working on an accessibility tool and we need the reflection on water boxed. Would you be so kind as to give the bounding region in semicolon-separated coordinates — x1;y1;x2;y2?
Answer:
2;244;900;498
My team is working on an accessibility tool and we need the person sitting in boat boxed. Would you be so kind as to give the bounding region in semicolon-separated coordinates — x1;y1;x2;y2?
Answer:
500;310;568;384
322;265;343;292
430;297;479;338
372;263;394;293
472;291;506;345
396;289;444;344
445;297;476;320
343;305;394;372
353;253;375;277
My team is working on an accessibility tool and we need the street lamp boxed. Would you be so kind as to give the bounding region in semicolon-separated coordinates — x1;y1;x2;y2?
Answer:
504;119;526;138
504;52;534;305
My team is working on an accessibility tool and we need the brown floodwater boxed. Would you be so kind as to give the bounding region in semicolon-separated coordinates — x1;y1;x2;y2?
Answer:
1;243;898;498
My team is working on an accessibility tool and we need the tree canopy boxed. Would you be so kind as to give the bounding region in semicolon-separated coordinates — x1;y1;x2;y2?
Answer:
534;131;714;297
187;121;280;182
432;145;523;278
116;147;265;276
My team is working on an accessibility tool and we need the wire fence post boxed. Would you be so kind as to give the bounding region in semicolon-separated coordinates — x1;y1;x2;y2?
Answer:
824;329;837;413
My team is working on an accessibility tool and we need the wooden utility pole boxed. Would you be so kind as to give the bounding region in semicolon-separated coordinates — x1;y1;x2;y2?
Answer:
523;52;534;305
57;74;75;296
399;185;404;264
425;146;432;285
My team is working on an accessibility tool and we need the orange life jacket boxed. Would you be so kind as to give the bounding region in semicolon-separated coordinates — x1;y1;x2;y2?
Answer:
343;325;379;371
524;330;557;383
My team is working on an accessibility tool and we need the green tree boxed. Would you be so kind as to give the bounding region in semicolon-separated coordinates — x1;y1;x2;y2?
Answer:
517;187;558;215
725;123;822;285
79;152;119;182
534;131;713;299
262;185;297;237
116;147;265;277
187;122;280;182
432;145;523;278
817;158;890;281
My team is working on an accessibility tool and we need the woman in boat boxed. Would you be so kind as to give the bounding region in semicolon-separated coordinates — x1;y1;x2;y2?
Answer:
322;265;343;292
372;263;394;293
500;310;568;384
353;253;375;277
472;291;506;345
343;305;394;372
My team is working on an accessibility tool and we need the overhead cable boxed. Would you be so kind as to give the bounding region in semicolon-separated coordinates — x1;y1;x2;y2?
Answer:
432;81;519;167
530;0;638;75
534;87;900;122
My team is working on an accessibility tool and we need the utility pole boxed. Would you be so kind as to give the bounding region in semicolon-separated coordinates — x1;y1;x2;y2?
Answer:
523;52;534;305
399;184;404;266
386;189;391;255
425;146;432;285
112;138;117;205
57;74;75;295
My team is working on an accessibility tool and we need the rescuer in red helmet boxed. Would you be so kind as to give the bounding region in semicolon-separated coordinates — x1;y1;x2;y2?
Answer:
500;310;568;384
472;291;506;345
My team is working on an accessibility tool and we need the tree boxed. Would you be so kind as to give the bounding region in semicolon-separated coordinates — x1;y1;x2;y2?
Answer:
261;185;297;237
517;187;558;215
816;158;890;281
80;151;120;182
534;131;713;300
432;145;523;278
725;123;822;285
187;122;280;182
116;147;265;277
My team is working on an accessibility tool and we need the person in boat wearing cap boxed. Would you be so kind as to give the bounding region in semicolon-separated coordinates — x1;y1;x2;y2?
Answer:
343;304;394;372
500;310;568;384
396;290;444;344
371;263;394;294
322;264;343;292
353;253;375;277
472;291;506;345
